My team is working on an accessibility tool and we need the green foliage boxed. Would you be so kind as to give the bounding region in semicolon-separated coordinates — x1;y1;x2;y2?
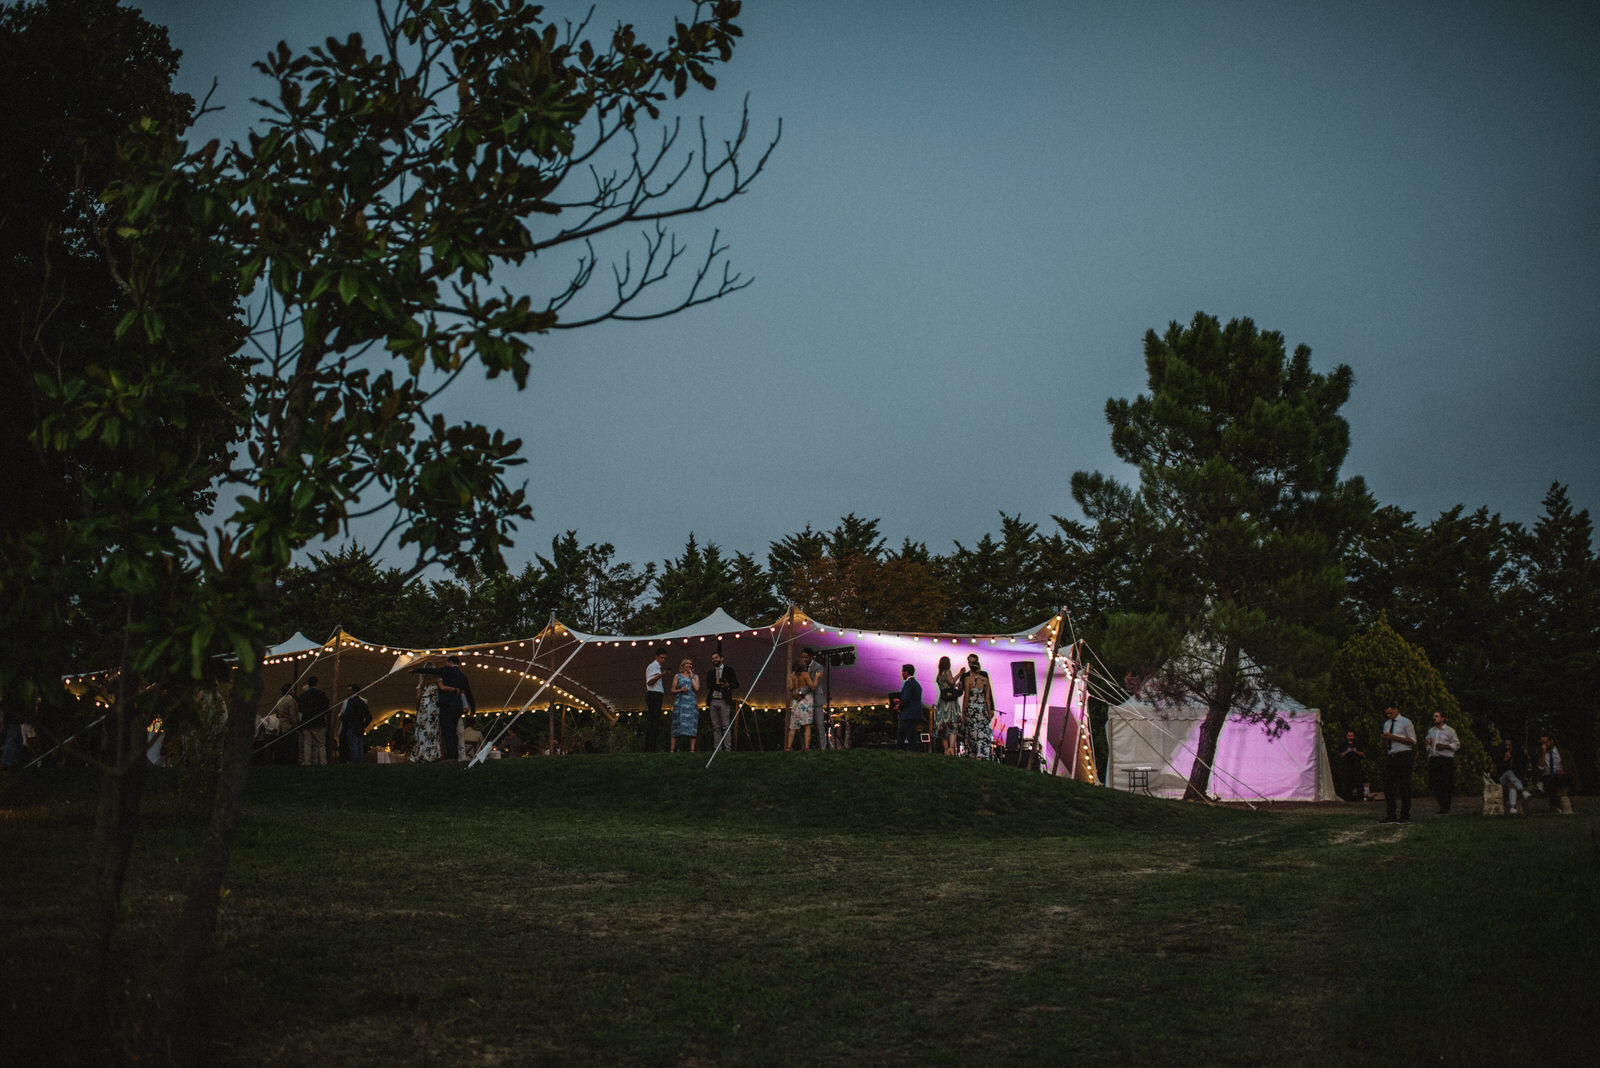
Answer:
0;0;246;699
1328;615;1491;789
633;533;742;632
1341;484;1600;785
941;513;1077;632
1519;484;1600;775
1;1;775;1049
532;531;655;633
1072;313;1371;796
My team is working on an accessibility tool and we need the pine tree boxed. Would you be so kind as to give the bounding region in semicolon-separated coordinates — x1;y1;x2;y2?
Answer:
1072;313;1371;799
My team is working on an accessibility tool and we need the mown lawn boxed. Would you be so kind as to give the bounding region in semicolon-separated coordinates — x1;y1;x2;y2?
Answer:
3;751;1596;1065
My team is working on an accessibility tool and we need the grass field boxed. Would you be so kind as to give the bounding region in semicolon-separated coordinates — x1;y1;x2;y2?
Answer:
3;751;1597;1065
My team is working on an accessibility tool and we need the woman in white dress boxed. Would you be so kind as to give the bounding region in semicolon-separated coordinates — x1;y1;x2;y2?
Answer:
411;674;442;763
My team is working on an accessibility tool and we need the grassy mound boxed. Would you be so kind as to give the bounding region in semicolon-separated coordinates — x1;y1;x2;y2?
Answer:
3;752;1595;1065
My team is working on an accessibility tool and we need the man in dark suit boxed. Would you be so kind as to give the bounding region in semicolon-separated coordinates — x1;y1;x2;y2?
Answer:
434;656;476;761
704;650;740;751
296;678;331;766
897;664;923;751
338;683;372;764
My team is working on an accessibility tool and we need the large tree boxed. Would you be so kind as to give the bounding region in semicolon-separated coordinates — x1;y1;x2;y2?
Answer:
1519;483;1600;780
0;4;247;1052
4;1;774;1056
1327;614;1491;792
1072;313;1371;800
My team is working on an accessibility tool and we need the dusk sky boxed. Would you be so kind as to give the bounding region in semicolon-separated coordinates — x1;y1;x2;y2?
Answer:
133;0;1600;576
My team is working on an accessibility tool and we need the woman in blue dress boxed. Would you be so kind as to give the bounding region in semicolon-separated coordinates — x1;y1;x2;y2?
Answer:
670;657;701;753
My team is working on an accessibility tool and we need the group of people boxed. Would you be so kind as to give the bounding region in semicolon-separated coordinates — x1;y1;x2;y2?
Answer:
256;676;372;765
1492;733;1579;815
409;655;478;762
793;650;1004;756
641;647;741;754
253;654;479;766
634;646;1007;757
892;653;1002;758
1373;703;1579;820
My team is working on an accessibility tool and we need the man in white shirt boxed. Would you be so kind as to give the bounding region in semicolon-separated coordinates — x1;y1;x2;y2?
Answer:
1378;704;1416;823
643;649;667;753
1423;710;1461;814
1537;733;1578;813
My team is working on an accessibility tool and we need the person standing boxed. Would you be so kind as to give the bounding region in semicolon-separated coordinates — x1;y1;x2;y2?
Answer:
960;654;997;760
434;655;476;762
1338;730;1366;802
931;656;962;756
1423;710;1461;814
705;651;739;752
786;660;813;752
269;683;300;765
412;671;441;763
802;648;828;750
897;664;924;751
643;648;667;752
670;657;700;753
296;677;331;766
339;683;372;765
1536;733;1577;812
1378;704;1416;823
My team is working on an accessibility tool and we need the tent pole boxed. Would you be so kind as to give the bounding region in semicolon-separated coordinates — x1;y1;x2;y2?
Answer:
706;607;793;767
1080;649;1099;784
1030;611;1067;773
327;627;345;765
468;636;586;769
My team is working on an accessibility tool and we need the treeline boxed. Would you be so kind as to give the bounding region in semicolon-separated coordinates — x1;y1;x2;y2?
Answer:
271;484;1598;777
270;513;1093;645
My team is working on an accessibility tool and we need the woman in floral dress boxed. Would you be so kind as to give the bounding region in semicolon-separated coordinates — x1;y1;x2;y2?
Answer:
931;655;963;755
959;653;996;760
411;674;442;763
670;657;700;753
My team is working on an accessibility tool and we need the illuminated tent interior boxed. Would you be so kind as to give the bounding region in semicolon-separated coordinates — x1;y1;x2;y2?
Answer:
1104;686;1336;802
257;608;1098;780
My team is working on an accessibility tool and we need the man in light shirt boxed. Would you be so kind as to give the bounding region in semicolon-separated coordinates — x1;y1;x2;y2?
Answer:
643;649;668;753
1378;704;1416;824
1423;710;1461;814
1536;733;1578;813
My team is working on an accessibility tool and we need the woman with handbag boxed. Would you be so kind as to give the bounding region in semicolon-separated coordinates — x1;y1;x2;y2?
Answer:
931;656;962;755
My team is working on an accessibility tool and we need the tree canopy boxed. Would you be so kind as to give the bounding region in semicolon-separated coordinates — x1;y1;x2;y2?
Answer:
1;0;777;1055
1072;312;1372;799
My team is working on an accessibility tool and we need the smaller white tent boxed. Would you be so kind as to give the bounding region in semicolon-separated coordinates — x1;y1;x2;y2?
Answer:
1107;690;1336;802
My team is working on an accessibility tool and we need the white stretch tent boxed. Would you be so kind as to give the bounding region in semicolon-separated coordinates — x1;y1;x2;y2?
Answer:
252;607;1099;779
1106;693;1336;802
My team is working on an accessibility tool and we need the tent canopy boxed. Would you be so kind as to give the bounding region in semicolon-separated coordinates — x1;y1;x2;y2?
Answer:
256;607;1098;778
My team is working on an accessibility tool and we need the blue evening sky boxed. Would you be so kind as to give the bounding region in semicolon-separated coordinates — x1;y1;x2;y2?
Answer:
131;0;1600;572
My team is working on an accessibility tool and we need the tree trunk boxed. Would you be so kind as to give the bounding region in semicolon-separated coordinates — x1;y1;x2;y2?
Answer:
150;660;263;1054
73;705;148;1061
1182;704;1229;801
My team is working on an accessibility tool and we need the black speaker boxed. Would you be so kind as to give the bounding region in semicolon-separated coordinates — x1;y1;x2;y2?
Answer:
1011;660;1037;696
